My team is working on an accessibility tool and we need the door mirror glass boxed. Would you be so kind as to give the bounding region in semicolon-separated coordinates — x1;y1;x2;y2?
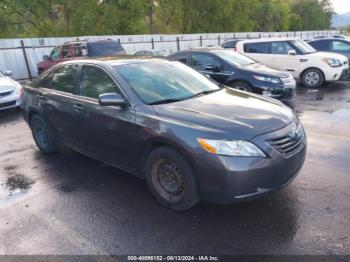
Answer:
98;93;126;108
4;70;12;76
43;55;50;60
288;50;297;55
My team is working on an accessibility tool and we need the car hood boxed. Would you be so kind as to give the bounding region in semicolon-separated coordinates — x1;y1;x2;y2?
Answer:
242;63;290;78
311;51;348;62
0;77;19;93
153;88;295;140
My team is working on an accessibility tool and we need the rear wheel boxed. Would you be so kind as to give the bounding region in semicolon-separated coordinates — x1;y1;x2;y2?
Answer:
230;82;252;92
301;68;325;88
145;146;199;211
30;115;57;154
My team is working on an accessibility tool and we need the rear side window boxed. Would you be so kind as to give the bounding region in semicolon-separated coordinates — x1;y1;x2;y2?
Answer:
87;41;125;56
80;65;119;99
222;40;237;48
51;65;77;93
49;47;61;60
244;42;269;53
309;40;331;51
170;54;188;64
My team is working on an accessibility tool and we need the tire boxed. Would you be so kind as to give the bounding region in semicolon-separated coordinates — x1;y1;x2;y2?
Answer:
301;68;325;88
30;115;57;154
230;81;253;92
144;146;199;211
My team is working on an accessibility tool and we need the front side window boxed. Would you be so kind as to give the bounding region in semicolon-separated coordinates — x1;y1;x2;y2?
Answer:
191;54;223;71
244;42;269;54
332;41;350;52
81;65;119;99
51;65;77;93
309;40;331;51
270;41;295;54
50;47;61;60
114;60;220;105
62;45;73;58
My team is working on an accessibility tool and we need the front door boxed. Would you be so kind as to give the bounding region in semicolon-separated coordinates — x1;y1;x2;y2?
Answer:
190;53;232;84
77;64;137;172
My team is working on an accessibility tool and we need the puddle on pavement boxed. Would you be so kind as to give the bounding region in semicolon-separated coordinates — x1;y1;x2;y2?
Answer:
0;173;35;207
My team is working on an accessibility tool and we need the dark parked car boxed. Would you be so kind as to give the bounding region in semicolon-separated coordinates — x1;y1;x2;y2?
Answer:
168;48;296;100
308;38;350;61
37;39;126;75
22;57;306;210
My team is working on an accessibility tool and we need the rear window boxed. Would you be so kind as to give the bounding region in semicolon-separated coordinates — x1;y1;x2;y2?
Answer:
87;41;125;56
244;42;269;54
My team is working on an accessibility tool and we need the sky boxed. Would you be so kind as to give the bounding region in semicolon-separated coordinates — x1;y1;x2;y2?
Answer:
331;0;350;14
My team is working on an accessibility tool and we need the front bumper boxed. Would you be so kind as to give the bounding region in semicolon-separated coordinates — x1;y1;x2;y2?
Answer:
253;79;296;100
192;123;307;204
0;92;22;111
324;64;349;81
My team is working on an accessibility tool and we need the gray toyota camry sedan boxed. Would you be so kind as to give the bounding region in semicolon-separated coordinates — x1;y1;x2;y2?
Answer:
22;57;306;210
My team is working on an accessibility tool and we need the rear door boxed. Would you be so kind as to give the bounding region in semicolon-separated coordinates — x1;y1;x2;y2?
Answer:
77;64;137;172
38;64;86;149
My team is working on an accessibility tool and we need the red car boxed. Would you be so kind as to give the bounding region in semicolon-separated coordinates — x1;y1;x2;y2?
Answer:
37;39;126;75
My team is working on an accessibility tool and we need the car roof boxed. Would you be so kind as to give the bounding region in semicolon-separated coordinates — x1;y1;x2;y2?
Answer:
58;55;166;66
309;37;349;42
63;39;117;45
238;37;300;43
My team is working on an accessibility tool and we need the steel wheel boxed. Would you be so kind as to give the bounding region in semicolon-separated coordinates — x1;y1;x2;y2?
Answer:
30;115;57;154
33;119;48;149
151;158;185;203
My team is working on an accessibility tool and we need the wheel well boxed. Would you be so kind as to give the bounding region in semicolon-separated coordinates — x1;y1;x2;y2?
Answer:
139;141;196;178
300;67;325;81
228;79;252;87
28;110;38;126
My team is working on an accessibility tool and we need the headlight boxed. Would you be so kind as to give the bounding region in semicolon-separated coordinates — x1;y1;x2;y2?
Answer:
323;57;342;67
253;75;281;84
197;138;266;157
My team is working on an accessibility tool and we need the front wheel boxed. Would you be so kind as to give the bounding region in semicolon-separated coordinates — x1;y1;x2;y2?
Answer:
301;68;325;88
30;115;57;154
145;146;199;211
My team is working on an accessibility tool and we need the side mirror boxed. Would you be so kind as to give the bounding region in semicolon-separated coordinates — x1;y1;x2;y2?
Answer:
4;70;12;76
43;55;50;60
98;93;127;108
204;65;221;72
288;50;297;56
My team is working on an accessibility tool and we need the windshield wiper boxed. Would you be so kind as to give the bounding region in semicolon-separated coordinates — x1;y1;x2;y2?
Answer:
148;98;184;105
189;89;221;98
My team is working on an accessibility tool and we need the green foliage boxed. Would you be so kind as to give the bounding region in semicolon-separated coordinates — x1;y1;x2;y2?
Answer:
0;0;334;38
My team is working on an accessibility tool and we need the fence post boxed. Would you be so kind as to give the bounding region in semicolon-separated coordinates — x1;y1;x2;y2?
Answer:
218;35;220;45
176;37;180;51
259;33;261;38
199;35;203;46
20;40;32;81
151;38;155;49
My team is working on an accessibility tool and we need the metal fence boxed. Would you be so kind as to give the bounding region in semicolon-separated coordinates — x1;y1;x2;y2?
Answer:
0;30;339;81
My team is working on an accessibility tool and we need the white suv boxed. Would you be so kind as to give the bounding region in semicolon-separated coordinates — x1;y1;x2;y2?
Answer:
236;38;349;88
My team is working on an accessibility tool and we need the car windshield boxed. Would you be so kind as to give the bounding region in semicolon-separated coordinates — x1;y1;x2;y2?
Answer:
291;39;316;54
114;60;221;105
214;50;256;66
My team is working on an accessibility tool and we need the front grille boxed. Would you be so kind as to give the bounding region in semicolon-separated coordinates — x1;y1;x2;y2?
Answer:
0;90;13;98
266;127;305;156
0;100;16;109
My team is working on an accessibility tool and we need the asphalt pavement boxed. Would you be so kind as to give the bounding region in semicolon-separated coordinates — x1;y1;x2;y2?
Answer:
0;82;349;256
